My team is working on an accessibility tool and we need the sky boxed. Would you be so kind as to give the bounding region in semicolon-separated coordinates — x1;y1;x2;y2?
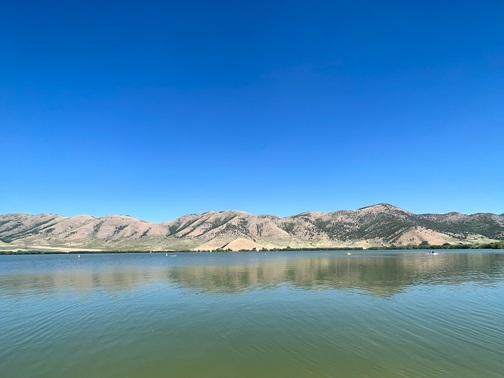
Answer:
1;0;503;222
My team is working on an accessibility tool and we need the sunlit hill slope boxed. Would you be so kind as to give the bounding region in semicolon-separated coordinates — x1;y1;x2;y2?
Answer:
1;204;503;252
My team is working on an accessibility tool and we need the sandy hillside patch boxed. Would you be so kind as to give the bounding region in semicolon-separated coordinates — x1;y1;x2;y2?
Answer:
394;226;460;246
223;238;265;251
193;238;233;251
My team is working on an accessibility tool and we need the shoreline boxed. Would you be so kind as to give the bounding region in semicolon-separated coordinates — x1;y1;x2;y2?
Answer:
1;244;502;255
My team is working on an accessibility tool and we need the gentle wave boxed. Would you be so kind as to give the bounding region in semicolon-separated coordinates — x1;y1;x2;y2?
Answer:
1;251;503;377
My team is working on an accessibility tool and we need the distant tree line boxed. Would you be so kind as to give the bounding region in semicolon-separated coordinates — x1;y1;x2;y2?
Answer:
367;242;504;250
2;241;503;255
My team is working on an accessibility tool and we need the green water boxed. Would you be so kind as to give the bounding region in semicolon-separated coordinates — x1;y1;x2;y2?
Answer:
1;251;503;377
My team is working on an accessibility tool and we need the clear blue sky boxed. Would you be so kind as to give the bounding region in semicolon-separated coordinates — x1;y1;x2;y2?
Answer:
1;0;503;222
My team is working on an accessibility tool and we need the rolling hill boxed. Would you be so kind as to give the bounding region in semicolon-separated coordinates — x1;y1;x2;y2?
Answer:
1;204;503;252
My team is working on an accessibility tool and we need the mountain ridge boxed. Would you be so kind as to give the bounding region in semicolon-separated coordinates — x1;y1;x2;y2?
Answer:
1;204;503;252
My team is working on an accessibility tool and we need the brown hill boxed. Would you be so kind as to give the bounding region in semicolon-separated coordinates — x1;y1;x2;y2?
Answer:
0;204;502;252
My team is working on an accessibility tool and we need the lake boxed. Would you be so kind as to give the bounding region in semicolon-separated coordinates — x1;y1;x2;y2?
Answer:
1;250;503;377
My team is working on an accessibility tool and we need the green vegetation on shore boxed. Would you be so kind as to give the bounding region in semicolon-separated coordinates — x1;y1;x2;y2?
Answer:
1;241;503;255
366;241;504;250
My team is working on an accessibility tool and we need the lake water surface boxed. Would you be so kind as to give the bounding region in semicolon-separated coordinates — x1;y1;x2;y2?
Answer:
1;250;503;377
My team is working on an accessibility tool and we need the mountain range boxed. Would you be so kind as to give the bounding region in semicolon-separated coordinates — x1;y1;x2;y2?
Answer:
1;204;503;252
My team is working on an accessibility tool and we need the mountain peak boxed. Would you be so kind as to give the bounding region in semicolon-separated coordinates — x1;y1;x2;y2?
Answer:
1;205;502;252
357;203;407;212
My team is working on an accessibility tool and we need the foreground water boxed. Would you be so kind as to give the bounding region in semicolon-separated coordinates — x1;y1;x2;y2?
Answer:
1;250;503;377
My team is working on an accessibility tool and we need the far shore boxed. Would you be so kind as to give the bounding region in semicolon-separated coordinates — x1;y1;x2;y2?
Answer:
1;243;502;255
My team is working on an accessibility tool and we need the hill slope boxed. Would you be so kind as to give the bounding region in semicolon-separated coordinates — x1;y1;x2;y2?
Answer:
1;204;503;251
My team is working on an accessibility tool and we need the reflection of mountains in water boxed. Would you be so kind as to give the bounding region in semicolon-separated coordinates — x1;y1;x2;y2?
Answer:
168;253;504;295
2;253;503;297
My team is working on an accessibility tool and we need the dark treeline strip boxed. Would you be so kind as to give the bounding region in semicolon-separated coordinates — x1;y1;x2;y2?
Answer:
1;242;503;255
